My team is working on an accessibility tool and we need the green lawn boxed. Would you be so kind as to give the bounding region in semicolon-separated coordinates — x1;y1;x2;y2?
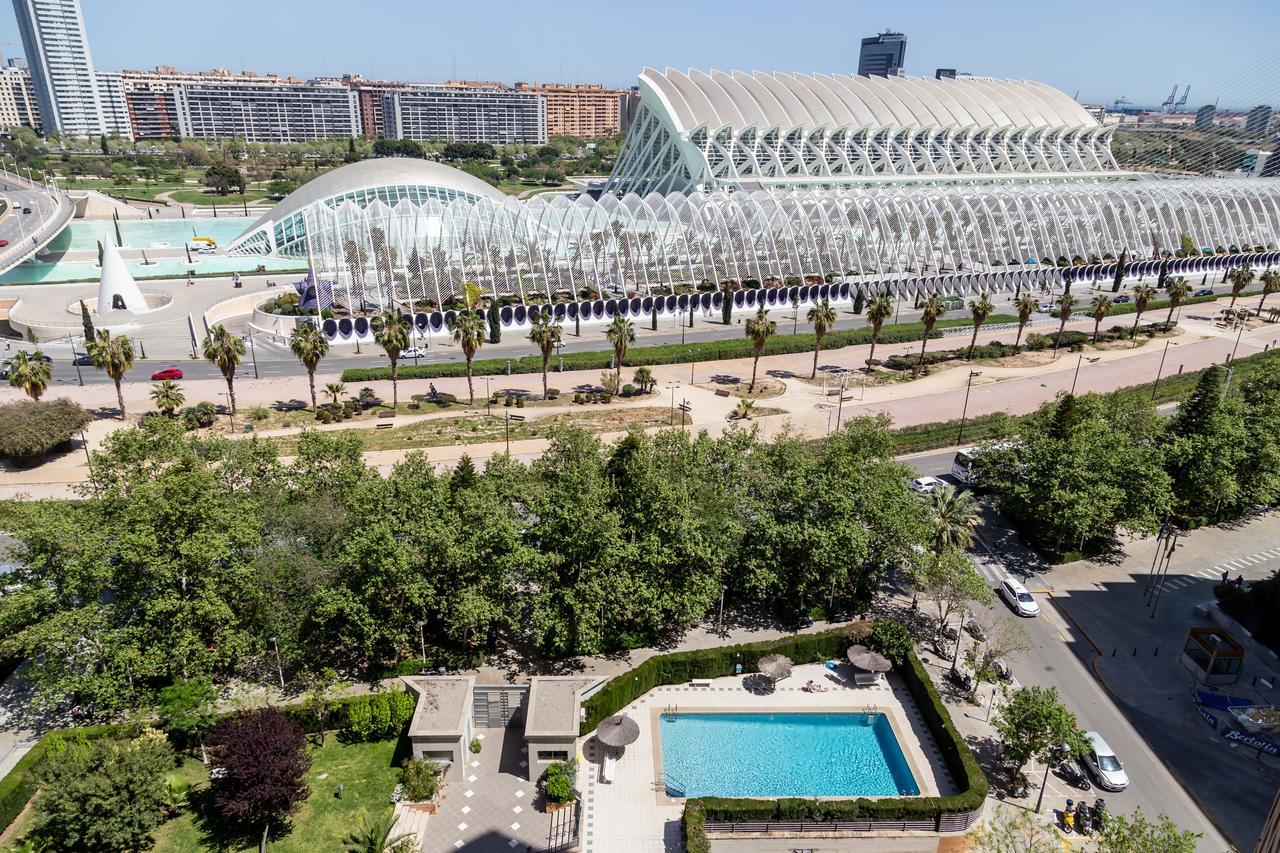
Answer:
152;735;406;852
166;188;274;206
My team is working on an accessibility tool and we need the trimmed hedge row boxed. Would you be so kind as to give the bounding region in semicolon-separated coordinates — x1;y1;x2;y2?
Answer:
341;315;1018;383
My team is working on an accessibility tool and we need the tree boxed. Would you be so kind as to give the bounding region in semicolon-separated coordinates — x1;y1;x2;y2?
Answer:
1130;283;1156;346
966;292;994;359
157;677;218;763
806;299;837;378
991;685;1089;780
926;484;980;556
969;806;1060;853
87;329;135;419
373;311;410;409
1089;294;1113;343
150;379;185;417
864;291;894;371
1258;269;1280;317
632;366;655;393
913;546;992;648
326;382;346;406
605;315;636;387
99;133;108;156
913;294;947;378
0;398;91;462
744;306;776;391
528;310;561;398
1164;277;1191;331
79;299;96;343
1096;808;1201;853
487;300;501;344
722;288;733;325
5;350;52;400
32;729;177;852
211;708;311;853
1052;292;1077;356
1013;293;1039;347
289;322;330;410
204;161;245;195
452;310;485;404
202;325;246;416
1112;248;1127;292
1226;264;1255;309
1165;366;1249;520
341;808;416;853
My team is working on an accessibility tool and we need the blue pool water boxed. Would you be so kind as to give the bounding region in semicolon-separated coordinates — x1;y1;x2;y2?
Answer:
658;712;919;798
44;217;256;252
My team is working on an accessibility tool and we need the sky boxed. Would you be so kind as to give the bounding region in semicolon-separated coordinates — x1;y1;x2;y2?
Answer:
0;0;1277;110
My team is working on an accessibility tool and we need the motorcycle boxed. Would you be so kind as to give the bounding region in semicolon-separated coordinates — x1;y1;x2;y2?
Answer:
1057;756;1092;791
1075;800;1091;835
1093;798;1108;831
1061;799;1075;833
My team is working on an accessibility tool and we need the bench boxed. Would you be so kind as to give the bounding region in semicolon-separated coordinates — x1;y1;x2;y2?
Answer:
714;389;731;397
375;422;394;430
690;678;714;688
854;672;882;687
377;410;396;419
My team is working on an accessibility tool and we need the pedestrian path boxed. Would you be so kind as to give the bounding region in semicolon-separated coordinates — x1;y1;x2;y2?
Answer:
1155;545;1280;591
972;550;1009;585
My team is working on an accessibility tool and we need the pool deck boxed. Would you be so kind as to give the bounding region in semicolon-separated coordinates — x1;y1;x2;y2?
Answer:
577;662;957;853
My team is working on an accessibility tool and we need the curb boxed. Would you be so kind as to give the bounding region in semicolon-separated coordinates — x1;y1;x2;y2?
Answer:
1048;592;1242;851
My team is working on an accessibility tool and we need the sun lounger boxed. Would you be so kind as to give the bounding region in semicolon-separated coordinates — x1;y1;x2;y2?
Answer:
855;672;883;686
602;752;616;784
826;668;849;686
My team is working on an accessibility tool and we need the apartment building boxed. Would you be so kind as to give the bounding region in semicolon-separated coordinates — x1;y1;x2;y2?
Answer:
174;81;360;143
513;81;627;137
383;83;545;144
121;66;303;140
0;60;41;132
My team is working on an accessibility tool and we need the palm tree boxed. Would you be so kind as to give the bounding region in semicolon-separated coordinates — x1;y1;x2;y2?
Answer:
744;306;776;392
1226;265;1255;309
1257;269;1280;317
451;309;485;404
202;324;246;416
150;379;184;417
340;808;415;853
927;484;981;555
604;315;636;386
373;310;410;410
5;350;51;400
87;329;135;419
1089;294;1113;343
806;298;837;378
289;322;329;410
1130;284;1157;346
528;310;562;398
632;366;655;393
1013;293;1039;347
966;292;994;359
325;382;346;406
1052;292;1077;357
864;291;894;373
1164;277;1191;331
913;295;947;379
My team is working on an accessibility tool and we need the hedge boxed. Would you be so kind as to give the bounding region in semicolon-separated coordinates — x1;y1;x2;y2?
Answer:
0;723;137;832
341;315;1018;383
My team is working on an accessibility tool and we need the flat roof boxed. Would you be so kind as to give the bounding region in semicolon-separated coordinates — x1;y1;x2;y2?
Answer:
525;676;599;739
401;676;474;738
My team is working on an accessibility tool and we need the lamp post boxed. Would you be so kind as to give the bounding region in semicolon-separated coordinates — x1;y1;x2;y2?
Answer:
504;411;525;454
270;636;285;690
717;584;727;637
241;332;259;379
956;370;981;445
835;372;849;431
1151;339;1171;401
1069;355;1099;396
416;620;427;671
1035;746;1064;814
666;380;679;426
485;376;492;416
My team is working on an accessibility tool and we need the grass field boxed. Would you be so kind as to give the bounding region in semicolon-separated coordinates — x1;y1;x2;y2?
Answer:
166;188;273;206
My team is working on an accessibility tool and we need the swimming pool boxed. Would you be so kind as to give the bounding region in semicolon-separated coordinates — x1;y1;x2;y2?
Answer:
0;255;306;285
658;712;919;798
44;217;256;252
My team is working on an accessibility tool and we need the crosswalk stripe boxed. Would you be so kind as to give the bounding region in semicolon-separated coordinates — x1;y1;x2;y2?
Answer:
1196;570;1218;578
1246;556;1264;564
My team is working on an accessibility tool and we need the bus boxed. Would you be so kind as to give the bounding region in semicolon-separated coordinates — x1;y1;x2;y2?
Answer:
951;449;979;484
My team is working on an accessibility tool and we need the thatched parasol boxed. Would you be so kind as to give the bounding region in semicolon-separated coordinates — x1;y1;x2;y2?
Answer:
596;714;640;748
758;653;793;682
847;644;892;673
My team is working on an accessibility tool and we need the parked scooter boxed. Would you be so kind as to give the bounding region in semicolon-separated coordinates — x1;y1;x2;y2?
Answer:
1093;798;1108;831
1062;799;1075;833
1057;754;1092;791
1075;800;1092;835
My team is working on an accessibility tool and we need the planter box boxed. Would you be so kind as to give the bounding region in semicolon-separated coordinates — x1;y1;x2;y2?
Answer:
545;799;574;814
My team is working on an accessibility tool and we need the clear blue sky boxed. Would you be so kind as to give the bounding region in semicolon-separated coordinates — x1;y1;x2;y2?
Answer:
1;0;1276;109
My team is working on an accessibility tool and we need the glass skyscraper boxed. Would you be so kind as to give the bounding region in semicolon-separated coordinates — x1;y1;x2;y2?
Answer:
11;0;104;136
857;30;907;77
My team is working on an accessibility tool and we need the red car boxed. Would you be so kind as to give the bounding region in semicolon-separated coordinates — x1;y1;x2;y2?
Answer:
0;239;8;247
150;367;184;381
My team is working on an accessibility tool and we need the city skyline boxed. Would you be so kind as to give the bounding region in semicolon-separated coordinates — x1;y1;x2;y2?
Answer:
0;0;1275;112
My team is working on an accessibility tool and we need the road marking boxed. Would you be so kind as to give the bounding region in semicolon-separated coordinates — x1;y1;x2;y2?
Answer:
1213;546;1280;577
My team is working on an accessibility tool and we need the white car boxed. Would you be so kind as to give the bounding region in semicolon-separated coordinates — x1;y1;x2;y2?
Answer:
400;347;427;359
999;578;1040;617
1083;731;1129;791
911;475;946;494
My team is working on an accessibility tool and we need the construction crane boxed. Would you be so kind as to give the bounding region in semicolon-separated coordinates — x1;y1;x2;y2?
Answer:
1162;84;1178;113
1175;85;1190;112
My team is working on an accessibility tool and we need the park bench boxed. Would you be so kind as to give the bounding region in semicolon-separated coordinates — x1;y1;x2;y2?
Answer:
690;678;714;688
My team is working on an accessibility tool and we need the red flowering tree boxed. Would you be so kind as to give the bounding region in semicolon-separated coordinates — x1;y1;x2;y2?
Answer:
210;708;311;852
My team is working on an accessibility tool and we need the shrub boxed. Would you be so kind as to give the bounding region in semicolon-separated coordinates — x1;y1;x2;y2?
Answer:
389;692;415;734
545;387;560;399
433;392;458;407
469;737;482;754
1024;332;1051;351
316;408;333;424
544;773;573;803
868;619;913;666
369;693;391;736
246;405;269;422
683;801;710;853
343;696;373;741
400;758;441;802
573;392;583;404
622;383;637;397
0;399;92;463
179;401;217;430
516;396;525;408
504;395;513;407
357;387;377;410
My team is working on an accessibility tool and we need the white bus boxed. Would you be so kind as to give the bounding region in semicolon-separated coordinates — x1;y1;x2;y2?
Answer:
951;449;978;484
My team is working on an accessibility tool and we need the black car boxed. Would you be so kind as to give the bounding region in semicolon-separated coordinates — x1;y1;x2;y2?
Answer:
20;207;31;214
1194;288;1215;297
1113;295;1131;303
72;352;94;366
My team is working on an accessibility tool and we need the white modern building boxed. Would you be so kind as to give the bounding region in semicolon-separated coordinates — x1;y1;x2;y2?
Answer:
94;71;132;138
0;60;41;132
173;81;360;143
11;0;105;136
383;84;546;145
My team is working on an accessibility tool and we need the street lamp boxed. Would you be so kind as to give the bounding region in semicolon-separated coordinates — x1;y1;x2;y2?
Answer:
241;332;259;379
666;380;679;426
1069;354;1100;396
416;620;427;671
716;585;727;637
956;370;981;445
270;636;285;690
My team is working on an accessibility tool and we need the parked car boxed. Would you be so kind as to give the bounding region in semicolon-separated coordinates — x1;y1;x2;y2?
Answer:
150;367;183;381
1113;295;1131;303
1194;288;1215;297
72;352;94;365
400;346;427;359
910;475;946;494
1083;731;1129;791
21;207;31;214
999;578;1040;617
0;239;8;247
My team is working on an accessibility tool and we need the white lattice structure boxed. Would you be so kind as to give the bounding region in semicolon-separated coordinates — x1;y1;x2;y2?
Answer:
604;69;1121;195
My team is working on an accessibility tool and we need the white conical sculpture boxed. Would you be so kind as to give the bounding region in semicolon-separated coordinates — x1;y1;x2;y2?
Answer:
97;242;145;320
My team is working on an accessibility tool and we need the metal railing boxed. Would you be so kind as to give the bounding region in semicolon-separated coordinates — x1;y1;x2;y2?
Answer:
704;807;983;835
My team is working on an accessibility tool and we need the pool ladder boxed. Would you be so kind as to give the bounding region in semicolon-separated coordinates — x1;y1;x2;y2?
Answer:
663;704;678;720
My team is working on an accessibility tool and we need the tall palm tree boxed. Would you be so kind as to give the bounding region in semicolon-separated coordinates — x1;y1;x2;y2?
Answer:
373;310;410;410
913;294;947;379
1013;293;1039;347
864;291;894;373
806;298;837;378
1257;269;1280;317
1130;284;1157;346
340;808;415;853
1164;277;1191;331
927;484;981;555
5;350;51;400
604;315;636;386
202;324;245;416
1089;294;1113;343
744;306;776;391
528;309;562;398
1226;265;1255;309
87;329;134;419
965;292;994;359
325;382;346;406
289;322;329;410
150;379;184;417
1052;292;1077;357
451;309;485;404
